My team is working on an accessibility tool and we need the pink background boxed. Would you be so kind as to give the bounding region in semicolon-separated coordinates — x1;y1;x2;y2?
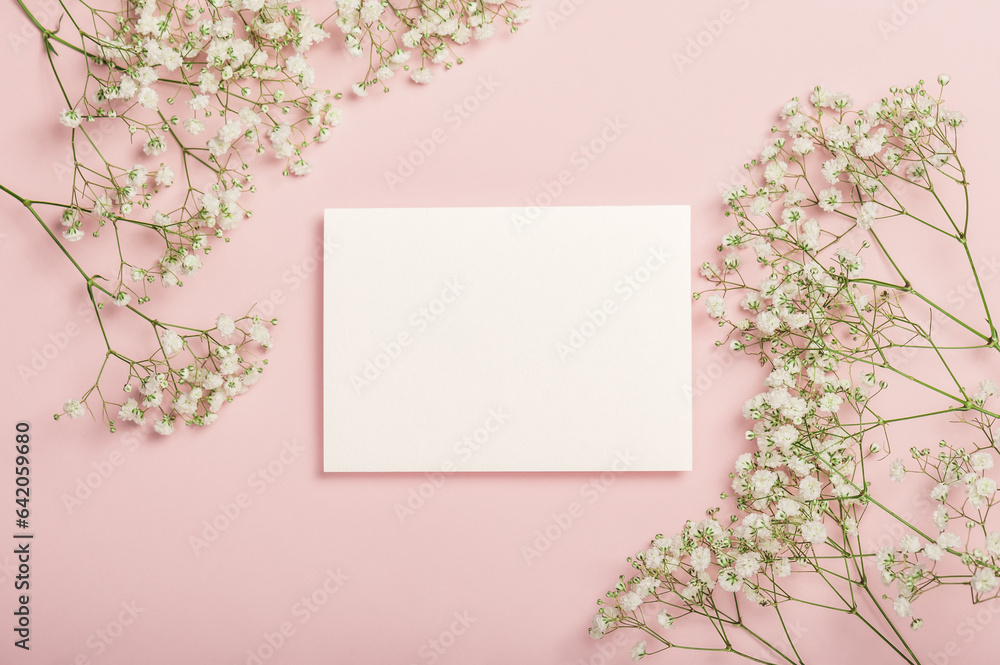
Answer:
3;0;1000;663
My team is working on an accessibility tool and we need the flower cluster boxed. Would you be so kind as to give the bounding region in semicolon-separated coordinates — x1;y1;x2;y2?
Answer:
60;313;274;436
334;0;531;94
13;0;529;434
57;0;339;299
595;78;999;663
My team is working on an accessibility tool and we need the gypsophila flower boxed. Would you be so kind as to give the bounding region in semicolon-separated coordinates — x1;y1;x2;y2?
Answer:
59;108;82;128
63;399;85;419
706;295;726;319
159;330;184;355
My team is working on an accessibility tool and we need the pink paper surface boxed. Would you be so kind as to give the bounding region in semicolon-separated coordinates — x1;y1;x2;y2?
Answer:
2;0;999;663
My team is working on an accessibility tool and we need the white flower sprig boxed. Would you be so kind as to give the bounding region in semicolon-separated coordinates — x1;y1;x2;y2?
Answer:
594;78;1000;663
9;0;529;434
333;0;532;94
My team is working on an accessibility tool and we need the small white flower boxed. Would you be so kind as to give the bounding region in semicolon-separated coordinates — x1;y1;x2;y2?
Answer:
986;532;1000;557
889;459;906;482
154;417;175;436
410;67;433;84
799;476;822;501
60;108;82;128
143;134;167;156
801;520;828;546
618;590;641;612
937;531;962;550
289;158;312;176
818;187;843;212
160;330;184;355
856;201;879;230
63;399;85;419
899;534;920;553
117;398;144;424
973;568;998;593
690;546;711;572
705;295;726;319
137;86;159;110
216;314;236;337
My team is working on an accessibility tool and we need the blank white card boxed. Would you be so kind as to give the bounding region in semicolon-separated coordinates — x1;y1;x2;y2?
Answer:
323;206;691;472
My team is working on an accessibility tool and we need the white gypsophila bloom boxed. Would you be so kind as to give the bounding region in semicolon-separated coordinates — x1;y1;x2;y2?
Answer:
973;568;998;593
777;497;801;517
159;330;184;355
618;590;641;612
223;376;246;397
923;543;944;561
970;477;998;507
117;398;144;424
656;610;674;628
733;552;761;579
932;505;949;531
889;459;906;482
690;546;711;572
705;295;726;319
937;531;962;550
136;86;159;110
856;201;878;230
630;640;646;662
756;310;781;335
717;568;742;593
60;108;82;128
216;314;236;337
835;248;865;278
818;187;843;212
893;597;912;618
249;322;273;348
289;159;312;176
153;417;174;436
985;532;1000;557
750;470;777;498
474;23;496;41
184;118;206;135
410;67;433;84
899;534;920;553
63;399;85;419
799;476;822;501
971;451;994;472
801;520;828;546
154;165;174;186
143;134;166;156
930;483;950;501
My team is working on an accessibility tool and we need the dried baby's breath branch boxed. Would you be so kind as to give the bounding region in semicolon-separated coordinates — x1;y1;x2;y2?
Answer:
595;77;999;664
8;0;530;434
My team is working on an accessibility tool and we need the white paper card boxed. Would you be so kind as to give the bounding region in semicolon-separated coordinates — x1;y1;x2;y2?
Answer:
323;206;691;472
